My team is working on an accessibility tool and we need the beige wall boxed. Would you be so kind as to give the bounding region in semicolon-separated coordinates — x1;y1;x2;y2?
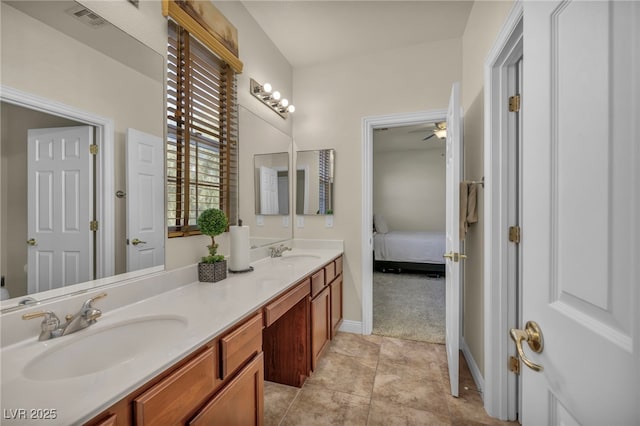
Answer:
373;149;445;232
461;0;514;376
292;37;462;322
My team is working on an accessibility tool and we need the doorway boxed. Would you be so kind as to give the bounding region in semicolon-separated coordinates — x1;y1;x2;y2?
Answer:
0;86;115;300
361;109;447;337
483;4;523;421
371;122;447;343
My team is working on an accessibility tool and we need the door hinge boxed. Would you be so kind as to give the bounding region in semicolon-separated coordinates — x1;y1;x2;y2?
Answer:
509;226;521;243
90;221;99;232
509;356;521;375
90;144;98;155
509;94;521;112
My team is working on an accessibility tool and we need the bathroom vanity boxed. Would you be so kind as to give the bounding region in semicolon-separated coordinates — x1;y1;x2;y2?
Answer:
0;244;343;426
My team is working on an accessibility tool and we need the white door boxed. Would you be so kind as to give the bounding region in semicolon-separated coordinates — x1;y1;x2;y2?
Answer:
126;129;164;272
27;126;93;293
520;1;639;424
259;166;279;214
444;82;463;397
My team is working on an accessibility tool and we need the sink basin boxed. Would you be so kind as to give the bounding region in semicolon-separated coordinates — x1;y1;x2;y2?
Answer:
23;315;188;381
279;254;321;262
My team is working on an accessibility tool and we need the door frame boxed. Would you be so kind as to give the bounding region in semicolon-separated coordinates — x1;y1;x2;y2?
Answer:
483;2;523;420
360;109;446;335
1;85;115;278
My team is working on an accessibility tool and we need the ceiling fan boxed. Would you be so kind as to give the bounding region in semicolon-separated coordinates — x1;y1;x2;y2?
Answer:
421;122;447;141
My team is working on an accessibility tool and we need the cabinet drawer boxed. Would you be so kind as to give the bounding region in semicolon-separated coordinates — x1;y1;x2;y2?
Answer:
135;347;216;426
310;270;326;298
335;256;343;276
264;280;310;327
325;261;336;284
221;313;263;379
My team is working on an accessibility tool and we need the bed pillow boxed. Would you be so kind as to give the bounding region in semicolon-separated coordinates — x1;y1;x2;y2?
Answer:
374;214;389;234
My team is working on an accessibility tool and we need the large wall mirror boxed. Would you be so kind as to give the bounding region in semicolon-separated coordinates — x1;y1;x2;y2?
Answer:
0;1;165;309
238;106;292;248
296;149;335;215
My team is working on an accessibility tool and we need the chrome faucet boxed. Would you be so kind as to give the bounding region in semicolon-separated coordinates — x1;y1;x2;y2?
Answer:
269;244;292;258
22;293;107;341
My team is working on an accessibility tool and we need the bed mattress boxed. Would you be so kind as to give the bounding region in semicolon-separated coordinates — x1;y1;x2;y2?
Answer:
373;231;446;264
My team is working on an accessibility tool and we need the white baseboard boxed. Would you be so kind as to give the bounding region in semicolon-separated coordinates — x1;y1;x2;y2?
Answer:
338;320;363;334
461;338;485;399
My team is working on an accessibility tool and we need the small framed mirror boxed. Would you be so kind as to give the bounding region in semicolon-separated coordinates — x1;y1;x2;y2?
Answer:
295;149;335;215
254;152;290;215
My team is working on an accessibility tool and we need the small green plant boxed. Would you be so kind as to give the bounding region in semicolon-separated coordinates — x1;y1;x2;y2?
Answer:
197;208;228;264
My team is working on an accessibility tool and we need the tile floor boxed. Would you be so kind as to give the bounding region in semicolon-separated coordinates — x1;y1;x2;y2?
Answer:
264;332;518;426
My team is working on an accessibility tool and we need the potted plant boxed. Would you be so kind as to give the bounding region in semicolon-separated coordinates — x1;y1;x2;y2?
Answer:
197;208;228;282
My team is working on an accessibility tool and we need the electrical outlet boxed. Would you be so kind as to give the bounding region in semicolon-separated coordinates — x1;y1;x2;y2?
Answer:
325;215;334;228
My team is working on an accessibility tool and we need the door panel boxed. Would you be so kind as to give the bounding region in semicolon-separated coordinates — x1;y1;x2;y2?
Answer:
27;126;93;293
521;1;639;423
444;82;462;397
259;166;279;215
126;129;164;272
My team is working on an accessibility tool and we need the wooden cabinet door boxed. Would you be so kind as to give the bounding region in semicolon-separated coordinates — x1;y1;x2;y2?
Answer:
310;286;331;371
189;353;264;426
330;275;343;338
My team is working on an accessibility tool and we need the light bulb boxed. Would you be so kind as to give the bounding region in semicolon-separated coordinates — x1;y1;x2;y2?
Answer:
272;91;281;101
288;105;296;113
262;82;272;93
281;98;289;108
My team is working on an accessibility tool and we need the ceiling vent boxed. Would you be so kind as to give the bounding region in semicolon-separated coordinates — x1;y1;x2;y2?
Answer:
65;5;106;28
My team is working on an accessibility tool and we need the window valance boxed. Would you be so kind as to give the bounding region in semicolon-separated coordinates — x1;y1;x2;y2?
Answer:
162;0;243;73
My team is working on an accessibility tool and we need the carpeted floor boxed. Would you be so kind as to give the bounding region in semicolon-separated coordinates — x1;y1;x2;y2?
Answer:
372;271;445;344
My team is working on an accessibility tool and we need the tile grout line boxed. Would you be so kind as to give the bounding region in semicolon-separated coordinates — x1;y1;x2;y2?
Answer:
277;384;303;426
365;338;383;425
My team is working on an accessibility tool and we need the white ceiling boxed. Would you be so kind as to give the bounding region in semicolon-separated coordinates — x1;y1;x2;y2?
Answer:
241;1;474;68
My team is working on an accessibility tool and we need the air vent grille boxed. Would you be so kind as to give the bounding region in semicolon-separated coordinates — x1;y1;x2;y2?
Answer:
65;5;106;28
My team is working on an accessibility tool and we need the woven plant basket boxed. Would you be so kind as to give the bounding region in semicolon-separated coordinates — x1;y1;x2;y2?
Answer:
198;260;227;283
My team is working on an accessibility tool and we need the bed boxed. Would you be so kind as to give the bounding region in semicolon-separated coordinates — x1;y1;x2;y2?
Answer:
373;215;446;275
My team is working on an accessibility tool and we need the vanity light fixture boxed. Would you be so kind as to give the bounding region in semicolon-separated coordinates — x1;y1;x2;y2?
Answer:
250;78;295;119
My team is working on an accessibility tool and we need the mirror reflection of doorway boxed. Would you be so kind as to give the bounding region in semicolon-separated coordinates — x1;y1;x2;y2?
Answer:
1;102;95;298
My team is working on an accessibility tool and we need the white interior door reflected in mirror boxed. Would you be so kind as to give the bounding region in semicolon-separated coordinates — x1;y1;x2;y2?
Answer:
254;152;290;216
27;126;94;294
126;129;164;272
259;166;279;214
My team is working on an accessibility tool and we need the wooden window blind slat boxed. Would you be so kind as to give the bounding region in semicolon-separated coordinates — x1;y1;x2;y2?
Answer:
167;20;238;236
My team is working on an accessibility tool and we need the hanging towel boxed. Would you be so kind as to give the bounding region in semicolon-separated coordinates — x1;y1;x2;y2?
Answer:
467;183;478;225
460;182;469;240
459;182;480;240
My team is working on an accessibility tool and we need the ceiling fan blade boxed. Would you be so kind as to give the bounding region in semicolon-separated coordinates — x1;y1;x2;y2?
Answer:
422;133;436;141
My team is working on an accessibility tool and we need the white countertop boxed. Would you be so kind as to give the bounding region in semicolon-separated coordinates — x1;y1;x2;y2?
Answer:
0;246;342;425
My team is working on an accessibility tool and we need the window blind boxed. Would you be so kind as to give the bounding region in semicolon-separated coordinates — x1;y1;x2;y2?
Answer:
167;20;238;237
318;150;333;214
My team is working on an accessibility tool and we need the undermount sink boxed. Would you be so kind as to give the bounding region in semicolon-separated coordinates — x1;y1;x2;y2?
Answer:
23;315;188;381
279;254;321;262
